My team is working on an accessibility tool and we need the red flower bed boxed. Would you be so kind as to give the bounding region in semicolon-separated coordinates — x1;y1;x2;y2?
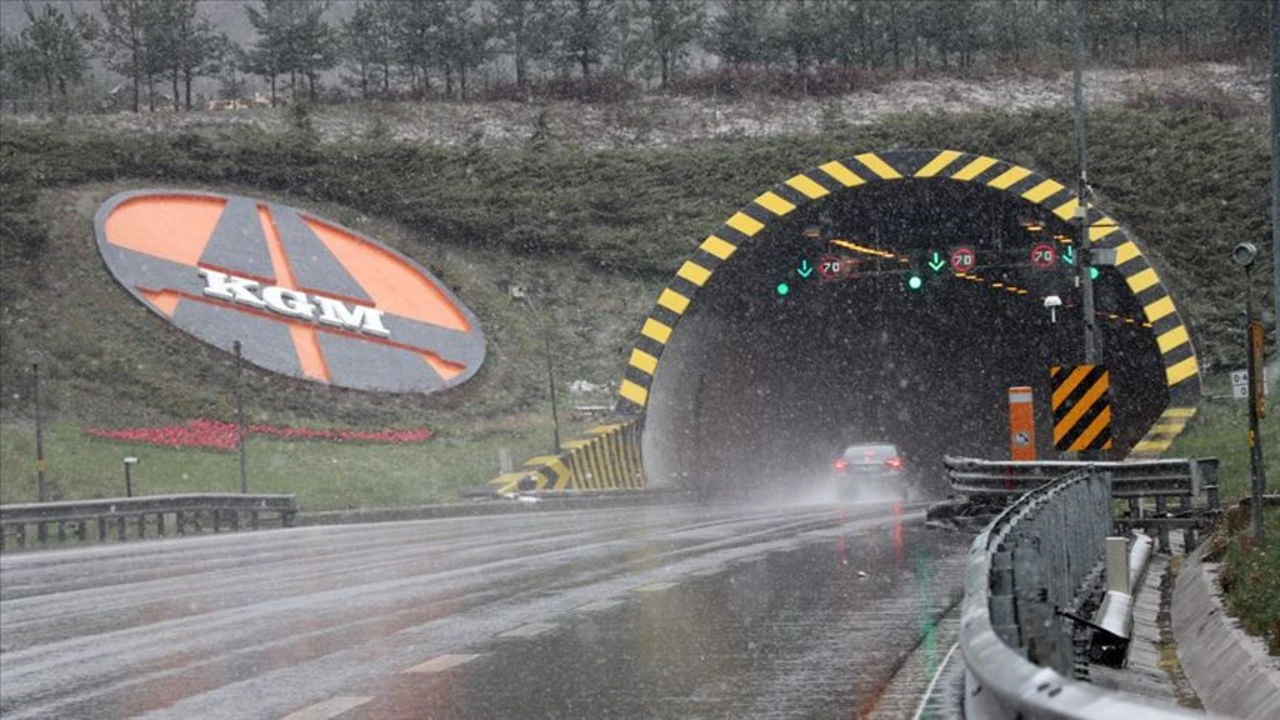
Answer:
85;419;433;450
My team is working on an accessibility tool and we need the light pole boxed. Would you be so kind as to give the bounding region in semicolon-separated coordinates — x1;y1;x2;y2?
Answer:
1072;0;1101;366
510;286;562;453
1233;242;1268;544
123;456;139;498
233;340;248;494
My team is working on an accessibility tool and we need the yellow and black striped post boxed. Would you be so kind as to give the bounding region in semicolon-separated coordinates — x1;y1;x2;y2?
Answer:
1050;364;1114;451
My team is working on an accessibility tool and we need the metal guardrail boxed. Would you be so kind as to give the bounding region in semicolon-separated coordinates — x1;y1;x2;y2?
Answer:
959;469;1218;720
944;456;1219;498
0;493;297;551
946;456;1221;554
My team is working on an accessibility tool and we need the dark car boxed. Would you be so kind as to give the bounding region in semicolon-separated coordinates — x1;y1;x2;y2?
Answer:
831;442;911;502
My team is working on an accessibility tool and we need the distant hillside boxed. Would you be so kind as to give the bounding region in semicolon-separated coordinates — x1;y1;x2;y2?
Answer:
0;101;1273;430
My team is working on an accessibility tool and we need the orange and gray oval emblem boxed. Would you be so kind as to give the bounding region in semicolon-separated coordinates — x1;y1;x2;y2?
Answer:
95;190;485;394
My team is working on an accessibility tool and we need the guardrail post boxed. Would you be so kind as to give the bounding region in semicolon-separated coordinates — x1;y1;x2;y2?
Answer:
230;510;241;532
57;521;67;543
76;520;86;542
156;512;165;537
282;509;296;528
136;513;146;540
1179;494;1196;549
97;517;106;542
16;524;26;548
116;516;126;541
991;547;1020;647
1155;495;1170;553
250;510;260;531
212;510;222;533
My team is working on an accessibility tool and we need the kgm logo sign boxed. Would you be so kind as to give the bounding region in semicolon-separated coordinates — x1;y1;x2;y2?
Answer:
95;190;485;394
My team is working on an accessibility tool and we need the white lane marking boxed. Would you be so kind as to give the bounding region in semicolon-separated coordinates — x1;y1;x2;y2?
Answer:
690;566;725;577
577;599;624;612
633;582;677;592
910;641;960;720
498;622;556;638
280;695;373;720
402;653;480;674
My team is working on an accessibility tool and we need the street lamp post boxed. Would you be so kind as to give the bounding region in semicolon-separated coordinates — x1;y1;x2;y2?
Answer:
1233;242;1268;544
510;286;562;454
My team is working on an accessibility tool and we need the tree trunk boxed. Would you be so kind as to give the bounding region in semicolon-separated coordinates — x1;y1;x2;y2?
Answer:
579;53;590;78
516;48;527;89
270;73;277;106
184;70;193;110
661;51;670;86
172;70;181;111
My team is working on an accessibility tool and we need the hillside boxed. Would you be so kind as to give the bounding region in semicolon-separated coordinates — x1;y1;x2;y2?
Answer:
0;82;1275;505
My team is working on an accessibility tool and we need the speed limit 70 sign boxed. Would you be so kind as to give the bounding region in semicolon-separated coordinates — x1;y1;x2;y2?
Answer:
1030;242;1057;269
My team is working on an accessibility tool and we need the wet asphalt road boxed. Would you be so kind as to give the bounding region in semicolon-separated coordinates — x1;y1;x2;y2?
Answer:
0;500;968;719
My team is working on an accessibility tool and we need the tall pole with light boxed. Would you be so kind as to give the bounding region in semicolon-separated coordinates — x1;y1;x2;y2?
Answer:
1233;242;1268;544
233;340;248;494
1072;0;1100;366
1272;0;1280;366
510;285;562;453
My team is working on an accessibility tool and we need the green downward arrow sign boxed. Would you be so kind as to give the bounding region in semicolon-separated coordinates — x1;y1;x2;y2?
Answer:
1062;246;1075;265
797;259;814;278
927;251;946;273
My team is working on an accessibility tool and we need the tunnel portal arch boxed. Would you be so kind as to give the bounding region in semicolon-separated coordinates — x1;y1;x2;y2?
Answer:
618;149;1201;491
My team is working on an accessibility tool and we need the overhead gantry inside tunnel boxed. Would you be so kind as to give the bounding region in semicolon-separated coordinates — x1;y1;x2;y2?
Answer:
487;149;1202;498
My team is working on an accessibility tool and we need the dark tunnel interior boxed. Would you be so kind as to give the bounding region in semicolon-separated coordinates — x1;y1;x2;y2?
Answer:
642;180;1170;498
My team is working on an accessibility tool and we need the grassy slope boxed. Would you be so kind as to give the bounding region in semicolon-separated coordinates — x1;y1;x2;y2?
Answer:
0;105;1275;508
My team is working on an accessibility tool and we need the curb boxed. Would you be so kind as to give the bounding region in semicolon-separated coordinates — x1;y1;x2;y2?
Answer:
295;491;694;526
1172;542;1280;720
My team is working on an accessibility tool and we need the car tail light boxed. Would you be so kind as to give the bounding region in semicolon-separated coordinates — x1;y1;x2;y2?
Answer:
833;457;849;471
885;456;903;471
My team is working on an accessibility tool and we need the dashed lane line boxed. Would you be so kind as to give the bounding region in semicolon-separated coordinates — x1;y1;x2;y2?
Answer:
576;599;625;612
633;582;677;593
279;696;373;720
402;654;480;674
497;622;557;638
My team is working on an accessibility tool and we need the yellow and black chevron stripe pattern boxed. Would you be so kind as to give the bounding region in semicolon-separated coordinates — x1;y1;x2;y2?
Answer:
1050;364;1115;452
617;149;1201;457
487;420;644;494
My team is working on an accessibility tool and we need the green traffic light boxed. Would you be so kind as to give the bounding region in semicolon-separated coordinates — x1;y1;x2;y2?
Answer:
776;282;791;296
1090;266;1100;280
907;275;924;291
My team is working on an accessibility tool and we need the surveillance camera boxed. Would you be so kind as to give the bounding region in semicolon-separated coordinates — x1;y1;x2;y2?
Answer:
1043;295;1063;309
1232;242;1257;268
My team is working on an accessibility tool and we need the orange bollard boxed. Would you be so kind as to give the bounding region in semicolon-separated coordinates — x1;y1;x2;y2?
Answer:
1009;386;1037;461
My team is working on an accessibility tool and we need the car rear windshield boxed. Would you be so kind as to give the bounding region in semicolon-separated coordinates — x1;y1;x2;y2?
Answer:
843;444;898;462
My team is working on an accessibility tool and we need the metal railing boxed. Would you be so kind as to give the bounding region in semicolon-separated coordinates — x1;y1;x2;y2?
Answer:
960;468;1219;719
946;456;1221;553
944;456;1218;498
0;493;297;551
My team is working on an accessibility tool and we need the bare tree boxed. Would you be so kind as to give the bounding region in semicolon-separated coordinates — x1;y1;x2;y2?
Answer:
635;0;703;86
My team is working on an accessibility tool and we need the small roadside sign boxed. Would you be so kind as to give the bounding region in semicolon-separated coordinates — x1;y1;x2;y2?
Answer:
1231;370;1249;400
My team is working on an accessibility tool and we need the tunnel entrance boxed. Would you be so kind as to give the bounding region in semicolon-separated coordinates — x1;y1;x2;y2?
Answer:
626;150;1200;498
